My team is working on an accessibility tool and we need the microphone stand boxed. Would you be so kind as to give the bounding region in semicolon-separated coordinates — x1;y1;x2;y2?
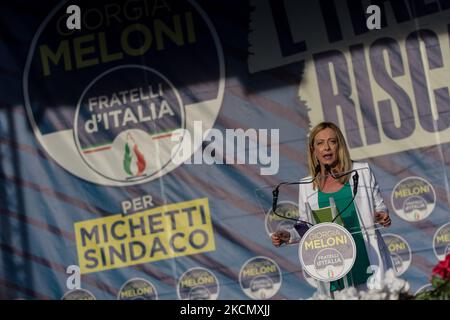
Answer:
271;177;318;226
272;166;359;224
271;166;363;246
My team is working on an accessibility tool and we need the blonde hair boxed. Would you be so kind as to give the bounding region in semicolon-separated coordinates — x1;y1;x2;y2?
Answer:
307;122;352;190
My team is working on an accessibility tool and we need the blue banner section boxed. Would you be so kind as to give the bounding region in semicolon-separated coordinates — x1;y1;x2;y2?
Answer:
0;0;449;299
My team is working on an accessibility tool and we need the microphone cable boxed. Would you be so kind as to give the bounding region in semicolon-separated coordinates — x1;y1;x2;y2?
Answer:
270;165;321;226
271;166;360;225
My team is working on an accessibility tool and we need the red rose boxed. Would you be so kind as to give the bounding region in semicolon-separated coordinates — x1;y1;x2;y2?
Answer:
432;254;450;281
444;254;450;268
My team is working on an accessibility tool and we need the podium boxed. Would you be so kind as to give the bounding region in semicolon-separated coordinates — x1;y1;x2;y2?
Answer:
256;167;389;299
299;196;389;298
300;197;355;299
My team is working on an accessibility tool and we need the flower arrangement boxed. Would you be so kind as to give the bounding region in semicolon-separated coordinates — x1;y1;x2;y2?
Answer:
307;255;450;300
309;254;450;300
307;268;411;300
414;254;450;300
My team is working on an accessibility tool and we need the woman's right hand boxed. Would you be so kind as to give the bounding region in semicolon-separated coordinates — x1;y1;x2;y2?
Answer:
271;230;291;247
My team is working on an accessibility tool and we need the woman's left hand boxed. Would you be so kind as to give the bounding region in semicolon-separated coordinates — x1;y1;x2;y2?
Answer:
375;212;391;227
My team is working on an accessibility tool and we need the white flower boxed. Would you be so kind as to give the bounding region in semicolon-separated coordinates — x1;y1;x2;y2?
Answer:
384;269;410;294
360;289;387;300
307;291;332;300
333;287;359;300
307;268;411;300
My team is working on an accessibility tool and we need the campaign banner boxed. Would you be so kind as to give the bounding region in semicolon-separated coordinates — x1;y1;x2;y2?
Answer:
0;0;449;300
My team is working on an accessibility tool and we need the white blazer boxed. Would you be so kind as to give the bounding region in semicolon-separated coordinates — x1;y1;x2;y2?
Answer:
290;161;393;288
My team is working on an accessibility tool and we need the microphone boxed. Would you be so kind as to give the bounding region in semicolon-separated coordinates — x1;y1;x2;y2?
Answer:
270;165;362;224
352;171;359;196
271;164;322;212
272;187;279;213
269;175;319;225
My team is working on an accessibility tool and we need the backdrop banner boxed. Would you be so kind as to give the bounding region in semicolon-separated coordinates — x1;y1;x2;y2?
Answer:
0;0;449;299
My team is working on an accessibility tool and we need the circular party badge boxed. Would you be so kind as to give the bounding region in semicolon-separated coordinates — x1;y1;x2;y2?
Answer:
299;223;356;282
24;0;224;186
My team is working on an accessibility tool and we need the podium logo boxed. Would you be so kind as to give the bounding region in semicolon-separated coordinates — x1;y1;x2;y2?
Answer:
299;223;356;282
239;256;281;300
391;177;435;222
118;278;158;300
382;233;412;276
433;222;450;261
177;267;219;300
23;0;224;186
314;248;345;279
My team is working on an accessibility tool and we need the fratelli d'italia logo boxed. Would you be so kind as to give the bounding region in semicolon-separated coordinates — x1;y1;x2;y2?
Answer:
23;0;224;186
264;201;299;236
73;65;186;182
239;256;282;300
391;177;436;222
118;278;158;300
177;267;219;300
382;233;412;276
433;222;450;261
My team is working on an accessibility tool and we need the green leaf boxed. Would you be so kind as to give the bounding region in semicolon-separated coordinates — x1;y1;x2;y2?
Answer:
431;275;445;288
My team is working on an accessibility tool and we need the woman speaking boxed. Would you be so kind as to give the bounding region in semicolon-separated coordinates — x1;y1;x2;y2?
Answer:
271;122;393;293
